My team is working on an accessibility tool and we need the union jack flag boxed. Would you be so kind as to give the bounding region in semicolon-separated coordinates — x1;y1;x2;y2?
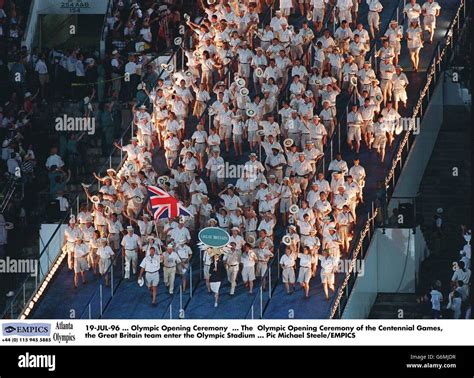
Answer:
147;185;191;220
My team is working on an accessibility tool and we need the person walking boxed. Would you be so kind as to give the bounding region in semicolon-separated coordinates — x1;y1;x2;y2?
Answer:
209;253;226;307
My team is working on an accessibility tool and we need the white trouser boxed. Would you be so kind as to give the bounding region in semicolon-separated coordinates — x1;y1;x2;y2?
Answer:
226;264;239;295
163;266;176;294
368;12;380;32
124;249;137;279
66;243;75;270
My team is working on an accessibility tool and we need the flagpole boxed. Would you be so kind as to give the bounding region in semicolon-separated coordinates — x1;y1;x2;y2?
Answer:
154;219;164;255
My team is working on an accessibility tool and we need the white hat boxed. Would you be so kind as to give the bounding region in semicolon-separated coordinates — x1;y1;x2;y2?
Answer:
112;49;119;55
24;92;32;97
84;96;90;104
231;227;240;232
436;208;443;214
2;139;10;148
127;225;134;231
167;243;174;248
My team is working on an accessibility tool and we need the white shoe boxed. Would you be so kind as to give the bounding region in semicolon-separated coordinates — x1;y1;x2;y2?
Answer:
214;302;218;308
6;291;14;297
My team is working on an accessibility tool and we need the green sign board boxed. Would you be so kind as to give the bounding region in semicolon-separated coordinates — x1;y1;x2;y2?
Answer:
198;227;230;248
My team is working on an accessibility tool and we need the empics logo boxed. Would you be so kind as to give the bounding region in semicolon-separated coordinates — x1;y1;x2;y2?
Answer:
55;114;95;135
4;325;16;334
18;353;56;372
2;323;51;336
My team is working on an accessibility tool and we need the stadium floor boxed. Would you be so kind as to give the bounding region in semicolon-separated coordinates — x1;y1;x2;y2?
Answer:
30;0;460;319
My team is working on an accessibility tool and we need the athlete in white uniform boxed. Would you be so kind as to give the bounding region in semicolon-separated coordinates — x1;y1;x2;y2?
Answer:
138;246;163;306
319;249;338;300
297;247;313;298
422;0;441;43
121;226;141;279
280;247;296;294
97;238;115;286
